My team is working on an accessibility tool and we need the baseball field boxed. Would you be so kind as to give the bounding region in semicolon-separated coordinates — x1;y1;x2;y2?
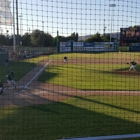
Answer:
39;52;140;90
0;52;140;140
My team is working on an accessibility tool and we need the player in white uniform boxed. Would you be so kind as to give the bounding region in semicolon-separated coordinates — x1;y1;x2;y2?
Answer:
64;56;68;62
129;61;137;71
6;71;17;89
0;80;4;94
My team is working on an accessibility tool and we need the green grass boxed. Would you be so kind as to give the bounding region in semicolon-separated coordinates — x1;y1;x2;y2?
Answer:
0;55;49;82
0;61;35;82
39;63;140;90
1;52;140;90
0;95;140;140
23;55;49;63
49;52;140;60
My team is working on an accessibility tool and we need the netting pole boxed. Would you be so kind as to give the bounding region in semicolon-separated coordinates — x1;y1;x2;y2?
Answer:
16;0;20;51
13;0;16;52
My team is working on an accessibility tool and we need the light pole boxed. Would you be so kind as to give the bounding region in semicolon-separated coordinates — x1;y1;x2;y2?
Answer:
19;15;22;47
7;30;9;46
117;30;120;44
42;21;44;47
16;0;20;49
109;4;116;44
103;19;106;39
104;27;106;38
13;0;16;52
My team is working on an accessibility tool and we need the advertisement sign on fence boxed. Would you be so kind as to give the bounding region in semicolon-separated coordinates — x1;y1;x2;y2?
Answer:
84;47;94;51
60;42;71;47
73;42;84;51
60;46;71;52
84;42;94;47
73;46;84;51
59;42;72;52
73;42;83;47
58;42;116;52
129;43;140;51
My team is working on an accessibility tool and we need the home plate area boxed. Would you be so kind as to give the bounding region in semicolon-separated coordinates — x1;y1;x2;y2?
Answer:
3;86;42;96
0;86;53;107
4;86;27;95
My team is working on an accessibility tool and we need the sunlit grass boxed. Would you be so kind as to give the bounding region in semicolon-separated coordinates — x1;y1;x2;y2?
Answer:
39;64;140;90
0;95;140;140
49;52;140;60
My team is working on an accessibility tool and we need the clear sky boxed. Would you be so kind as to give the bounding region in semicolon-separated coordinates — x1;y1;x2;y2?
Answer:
1;0;140;37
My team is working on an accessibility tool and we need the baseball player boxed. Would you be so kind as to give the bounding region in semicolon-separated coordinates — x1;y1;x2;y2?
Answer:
0;80;4;94
6;71;17;89
63;56;68;62
4;59;9;66
129;61;137;71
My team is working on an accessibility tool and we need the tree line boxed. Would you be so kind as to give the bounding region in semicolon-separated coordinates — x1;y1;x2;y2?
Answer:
0;29;115;47
0;30;80;47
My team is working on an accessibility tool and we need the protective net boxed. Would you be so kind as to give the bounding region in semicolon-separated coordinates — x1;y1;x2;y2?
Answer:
0;0;140;140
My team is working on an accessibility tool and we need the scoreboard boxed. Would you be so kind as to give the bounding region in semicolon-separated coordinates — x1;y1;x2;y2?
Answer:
120;28;140;46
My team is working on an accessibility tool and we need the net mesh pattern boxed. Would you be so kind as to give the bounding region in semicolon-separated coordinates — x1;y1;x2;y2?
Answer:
0;0;140;140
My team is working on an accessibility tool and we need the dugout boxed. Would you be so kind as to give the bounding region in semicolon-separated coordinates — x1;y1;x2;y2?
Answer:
0;48;9;62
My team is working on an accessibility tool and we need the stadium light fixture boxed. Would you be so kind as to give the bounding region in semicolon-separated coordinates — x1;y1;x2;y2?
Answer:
42;21;44;47
109;4;116;44
13;0;16;52
19;15;22;47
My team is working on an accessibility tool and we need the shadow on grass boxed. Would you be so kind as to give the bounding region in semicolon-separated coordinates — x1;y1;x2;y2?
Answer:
38;71;58;82
75;96;140;114
29;104;60;114
29;86;140;115
0;95;140;140
0;60;36;83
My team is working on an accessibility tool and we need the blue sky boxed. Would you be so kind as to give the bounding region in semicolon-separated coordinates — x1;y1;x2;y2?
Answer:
1;0;140;37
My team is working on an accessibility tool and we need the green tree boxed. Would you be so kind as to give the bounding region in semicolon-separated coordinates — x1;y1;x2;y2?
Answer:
44;33;54;47
84;32;103;42
70;32;78;41
30;29;43;46
75;33;79;42
53;36;65;46
22;33;31;46
102;34;110;42
53;36;58;46
0;35;7;45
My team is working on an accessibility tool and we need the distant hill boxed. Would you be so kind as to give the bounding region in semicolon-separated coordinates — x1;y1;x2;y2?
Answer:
78;32;120;41
78;35;94;41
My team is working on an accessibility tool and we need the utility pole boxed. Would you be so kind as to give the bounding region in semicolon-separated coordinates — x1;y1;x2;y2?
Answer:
19;15;22;47
42;21;44;47
16;0;20;50
109;4;116;44
103;19;106;40
13;0;16;52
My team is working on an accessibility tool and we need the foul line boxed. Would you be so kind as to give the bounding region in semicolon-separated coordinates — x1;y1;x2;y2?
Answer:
22;87;140;94
25;60;51;88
